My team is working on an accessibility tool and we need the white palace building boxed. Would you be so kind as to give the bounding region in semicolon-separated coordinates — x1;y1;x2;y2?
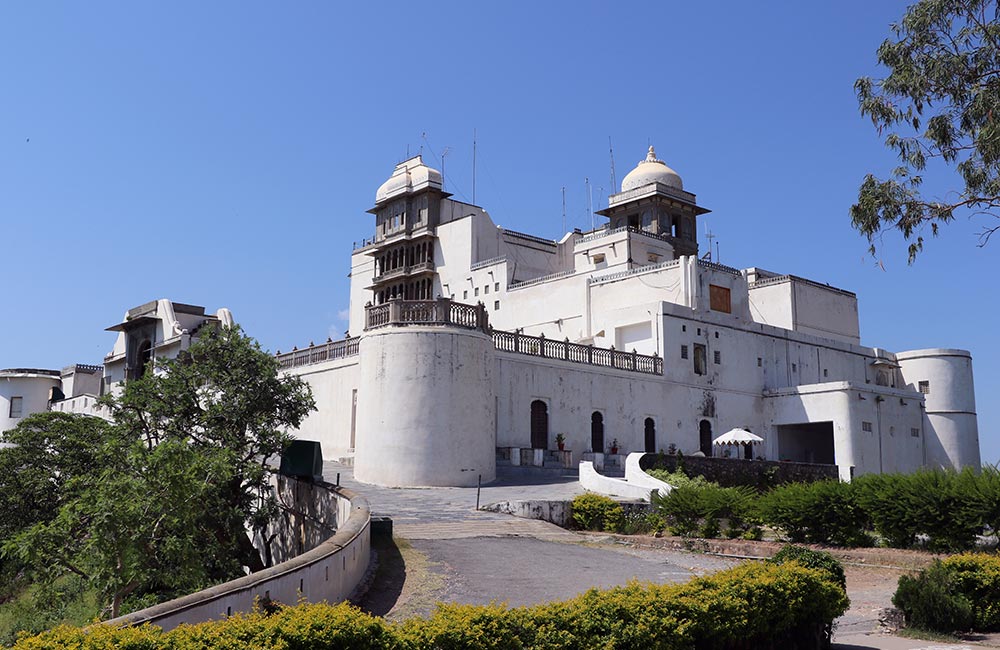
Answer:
2;148;981;487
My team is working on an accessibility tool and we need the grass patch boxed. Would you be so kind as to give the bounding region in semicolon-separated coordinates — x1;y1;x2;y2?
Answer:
0;575;100;646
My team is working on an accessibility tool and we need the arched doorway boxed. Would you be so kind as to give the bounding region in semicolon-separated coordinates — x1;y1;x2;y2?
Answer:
644;417;656;453
591;412;604;453
699;420;713;456
530;400;548;449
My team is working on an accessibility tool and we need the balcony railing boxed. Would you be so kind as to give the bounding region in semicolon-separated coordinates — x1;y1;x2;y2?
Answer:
364;298;490;333
372;260;435;284
275;337;361;370
492;330;662;375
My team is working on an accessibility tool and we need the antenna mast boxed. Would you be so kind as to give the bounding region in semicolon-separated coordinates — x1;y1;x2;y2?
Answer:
561;186;566;234
472;128;477;204
586;177;594;230
609;136;617;193
704;224;715;262
441;146;451;191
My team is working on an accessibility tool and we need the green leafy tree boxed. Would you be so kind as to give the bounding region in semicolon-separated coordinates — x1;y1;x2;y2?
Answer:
1;325;315;618
853;0;1000;262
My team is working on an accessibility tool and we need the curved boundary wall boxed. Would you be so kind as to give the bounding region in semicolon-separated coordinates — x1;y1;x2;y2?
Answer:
107;478;371;632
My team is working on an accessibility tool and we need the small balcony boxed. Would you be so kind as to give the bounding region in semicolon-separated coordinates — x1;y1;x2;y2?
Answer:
370;259;435;287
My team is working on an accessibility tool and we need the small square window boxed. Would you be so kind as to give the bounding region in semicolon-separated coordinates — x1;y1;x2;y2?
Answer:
494;282;500;292
494;300;500;310
9;396;23;418
713;351;721;364
757;357;762;367
862;421;873;433
918;380;930;394
681;345;689;359
911;427;920;437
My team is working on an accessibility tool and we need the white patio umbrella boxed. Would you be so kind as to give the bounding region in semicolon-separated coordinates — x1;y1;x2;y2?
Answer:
712;428;763;459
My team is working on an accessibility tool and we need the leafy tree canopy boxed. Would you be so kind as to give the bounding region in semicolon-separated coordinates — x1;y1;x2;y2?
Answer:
1;325;315;618
853;0;1000;262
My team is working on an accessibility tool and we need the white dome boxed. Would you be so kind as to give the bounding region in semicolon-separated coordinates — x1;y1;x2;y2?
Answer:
620;146;683;192
375;156;443;204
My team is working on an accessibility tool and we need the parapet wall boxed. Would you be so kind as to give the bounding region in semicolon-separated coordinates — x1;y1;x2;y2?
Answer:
108;477;370;632
639;453;839;487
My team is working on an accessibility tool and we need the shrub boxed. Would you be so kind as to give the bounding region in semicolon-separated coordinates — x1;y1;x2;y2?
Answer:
759;480;871;547
769;545;847;591
614;511;665;535
652;483;760;539
893;560;974;633
570;493;623;532
645;469;715;490
941;553;1000;631
11;563;849;650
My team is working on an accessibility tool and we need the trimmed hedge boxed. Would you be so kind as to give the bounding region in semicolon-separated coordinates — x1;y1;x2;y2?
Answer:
10;561;849;650
653;467;1000;550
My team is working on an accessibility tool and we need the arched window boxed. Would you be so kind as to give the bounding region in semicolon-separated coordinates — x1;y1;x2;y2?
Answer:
591;412;604;453
644;417;656;453
699;420;713;456
530;400;548;449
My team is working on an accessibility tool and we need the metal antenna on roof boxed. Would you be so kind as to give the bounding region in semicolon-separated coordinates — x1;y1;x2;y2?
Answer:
561;186;566;234
609;136;617;194
472;128;477;205
586;177;594;230
704;224;715;262
441;146;451;191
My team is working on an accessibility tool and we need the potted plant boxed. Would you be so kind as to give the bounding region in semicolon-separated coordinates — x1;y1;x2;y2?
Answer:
610;438;619;455
555;433;566;451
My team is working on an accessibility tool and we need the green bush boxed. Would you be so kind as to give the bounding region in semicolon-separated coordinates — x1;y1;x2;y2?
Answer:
570;493;623;532
614;511;665;535
941;553;1000;631
769;545;847;591
856;469;984;551
652;484;760;539
645;469;716;490
759;480;871;547
893;560;974;633
10;562;850;650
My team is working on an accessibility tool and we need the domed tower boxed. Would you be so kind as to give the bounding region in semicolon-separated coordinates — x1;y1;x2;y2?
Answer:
896;348;980;470
365;156;449;306
596;146;710;258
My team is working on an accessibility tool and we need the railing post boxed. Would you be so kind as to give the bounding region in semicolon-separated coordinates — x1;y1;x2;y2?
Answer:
632;349;638;371
514;331;520;353
654;352;661;375
609;345;615;368
539;333;546;358
389;299;401;325
588;344;593;365
438;296;451;325
564;337;570;360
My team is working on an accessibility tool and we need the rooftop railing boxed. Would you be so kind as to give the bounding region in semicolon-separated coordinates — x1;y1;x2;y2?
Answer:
275;337;361;370
492;330;662;375
364;298;490;333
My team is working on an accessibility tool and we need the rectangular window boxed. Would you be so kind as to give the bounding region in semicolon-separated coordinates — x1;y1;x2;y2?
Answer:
709;284;732;313
694;344;707;375
494;300;500;310
494;282;500;292
919;380;930;394
647;252;661;263
713;350;721;364
792;363;797;373
463;290;468;299
592;253;606;264
682;325;686;332
9;396;23;418
680;345;689;359
484;285;490;295
862;421;873;433
757;357;762;367
475;287;480;297
823;369;828;378
911;427;920;437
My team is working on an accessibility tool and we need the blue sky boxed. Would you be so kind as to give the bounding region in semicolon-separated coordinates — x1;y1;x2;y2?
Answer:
2;2;997;463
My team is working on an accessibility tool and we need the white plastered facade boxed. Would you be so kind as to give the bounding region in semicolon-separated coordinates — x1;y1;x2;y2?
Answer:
283;150;981;486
